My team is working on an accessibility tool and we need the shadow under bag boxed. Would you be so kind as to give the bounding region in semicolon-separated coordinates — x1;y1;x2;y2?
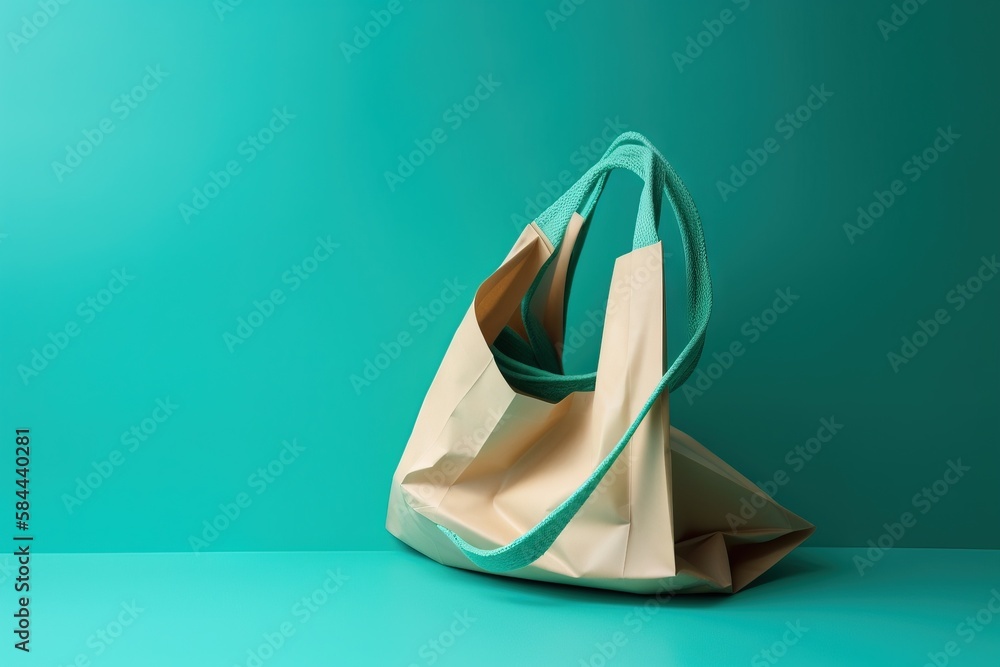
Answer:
387;132;813;594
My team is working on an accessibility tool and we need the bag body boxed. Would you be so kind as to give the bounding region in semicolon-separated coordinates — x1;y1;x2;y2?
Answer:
386;133;813;594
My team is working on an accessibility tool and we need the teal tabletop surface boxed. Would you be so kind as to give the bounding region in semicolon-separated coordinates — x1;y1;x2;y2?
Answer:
22;547;1000;667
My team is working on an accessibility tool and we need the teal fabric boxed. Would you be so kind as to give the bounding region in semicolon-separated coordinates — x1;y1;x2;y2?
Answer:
436;133;714;573
515;133;666;382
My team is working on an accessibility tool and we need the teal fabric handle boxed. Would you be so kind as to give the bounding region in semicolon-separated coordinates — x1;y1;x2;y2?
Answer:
520;132;670;374
519;138;668;376
516;134;711;401
536;140;664;250
576;131;672;233
436;132;713;573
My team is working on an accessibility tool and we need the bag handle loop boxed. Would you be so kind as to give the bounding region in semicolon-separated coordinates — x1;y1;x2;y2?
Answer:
436;133;713;572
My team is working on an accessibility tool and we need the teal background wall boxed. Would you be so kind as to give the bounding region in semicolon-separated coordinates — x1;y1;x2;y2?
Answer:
0;0;996;554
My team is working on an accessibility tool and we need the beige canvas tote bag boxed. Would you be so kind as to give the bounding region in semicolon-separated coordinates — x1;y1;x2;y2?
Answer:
387;132;813;594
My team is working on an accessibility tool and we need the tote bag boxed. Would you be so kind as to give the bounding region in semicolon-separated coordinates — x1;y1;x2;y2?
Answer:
386;132;813;594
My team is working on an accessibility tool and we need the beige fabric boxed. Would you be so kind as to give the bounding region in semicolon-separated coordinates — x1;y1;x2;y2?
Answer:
387;217;813;594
